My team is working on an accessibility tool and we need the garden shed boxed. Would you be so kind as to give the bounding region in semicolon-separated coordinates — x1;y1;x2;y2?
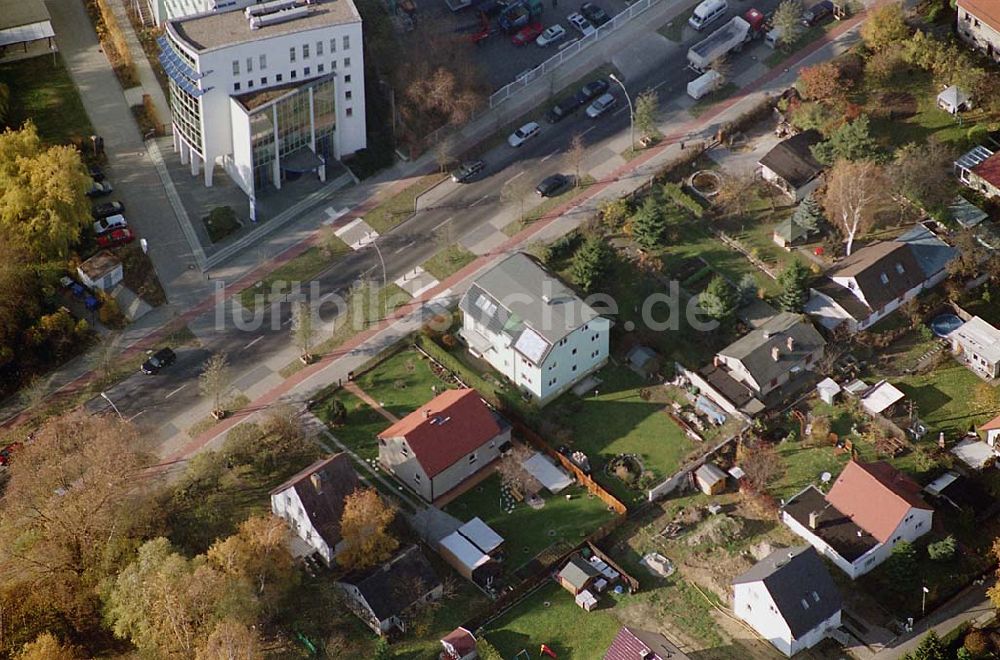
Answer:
521;452;573;494
694;463;728;495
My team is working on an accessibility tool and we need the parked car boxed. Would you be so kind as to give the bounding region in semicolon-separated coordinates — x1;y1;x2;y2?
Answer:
580;2;610;27
801;0;833;26
536;173;569;197
574;78;609;105
545;96;583;123
586;92;617;118
86;180;113;198
93;214;128;235
567;12;595;37
507;121;541;147
0;442;23;466
96;226;135;249
535;24;567;46
92;200;125;219
511;22;544;45
88;165;105;182
451;159;486;183
141;347;177;375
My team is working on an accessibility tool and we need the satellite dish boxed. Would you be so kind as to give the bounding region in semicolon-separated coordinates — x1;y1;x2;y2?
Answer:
820;472;832;484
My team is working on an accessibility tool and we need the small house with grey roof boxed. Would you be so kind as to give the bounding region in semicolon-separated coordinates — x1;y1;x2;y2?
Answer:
459;252;610;404
733;546;842;657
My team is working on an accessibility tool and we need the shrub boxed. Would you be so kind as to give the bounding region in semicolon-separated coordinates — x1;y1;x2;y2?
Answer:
662;182;704;218
320;398;347;426
964;629;990;657
927;535;957;561
203;206;242;243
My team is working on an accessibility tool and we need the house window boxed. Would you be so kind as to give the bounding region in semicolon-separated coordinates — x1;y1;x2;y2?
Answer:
234;82;241;91
469;453;477;464
261;77;267;85
346;90;352;100
303;44;310;59
344;57;351;68
812;591;820;602
276;73;283;82
304;66;311;76
414;473;421;483
343;35;351;50
246;57;253;73
330;38;336;52
232;60;240;75
247;80;254;88
571;348;577;356
344;74;351;83
259;54;267;69
305;530;312;541
401;445;409;456
895;263;905;274
916;521;923;529
880;273;889;285
291;70;297;79
317;40;324;56
801;599;810;609
592;334;598;341
289;47;296;62
318;63;325;73
571;365;577;372
331;60;337;70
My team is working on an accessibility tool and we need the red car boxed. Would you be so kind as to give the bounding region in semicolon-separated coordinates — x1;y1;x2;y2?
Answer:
96;226;135;248
511;22;544;46
0;442;22;466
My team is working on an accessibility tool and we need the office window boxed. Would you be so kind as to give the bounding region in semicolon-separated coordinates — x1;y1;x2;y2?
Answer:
331;60;337;70
289;47;296;62
329;38;336;52
276;73;283;82
318;63;325;73
304;66;311;76
246;57;253;72
317;40;323;56
344;74;351;83
345;90;352;100
346;107;353;117
247;80;254;88
261;77;267;85
343;35;350;50
259;54;267;69
303;43;310;59
344;57;351;68
291;70;297;79
234;82;240;90
232;60;240;75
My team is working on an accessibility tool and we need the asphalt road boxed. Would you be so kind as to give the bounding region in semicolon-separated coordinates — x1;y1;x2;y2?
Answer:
86;0;797;438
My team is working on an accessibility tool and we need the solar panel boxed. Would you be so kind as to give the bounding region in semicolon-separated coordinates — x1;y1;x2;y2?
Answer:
513;327;548;364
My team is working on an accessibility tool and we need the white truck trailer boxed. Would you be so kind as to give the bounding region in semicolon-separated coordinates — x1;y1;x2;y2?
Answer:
687;8;765;72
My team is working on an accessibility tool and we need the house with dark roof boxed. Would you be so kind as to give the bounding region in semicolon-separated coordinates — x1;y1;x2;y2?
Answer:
557;555;602;595
805;226;956;333
269;453;360;566
957;0;1000;64
378;389;510;502
733;546;842;657
604;626;690;660
679;312;825;418
337;545;443;635
782;461;933;579
758;130;826;202
440;627;478;660
458;252;610;405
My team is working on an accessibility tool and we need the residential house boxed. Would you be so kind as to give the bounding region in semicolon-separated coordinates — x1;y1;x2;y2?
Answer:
77;251;123;292
758;130;825;202
378;388;510;503
782;461;933;579
957;0;1000;63
604;626;690;660
337;545;443;635
937;85;972;114
440;627;478;660
458;252;611;404
981;413;1000;448
680;312;825;417
955;146;1000;198
948;316;1000;379
557;555;601;596
269;453;360;566
733;546;842;657
805;225;956;333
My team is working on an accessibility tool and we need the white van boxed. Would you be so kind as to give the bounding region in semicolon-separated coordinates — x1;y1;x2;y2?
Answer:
688;0;728;31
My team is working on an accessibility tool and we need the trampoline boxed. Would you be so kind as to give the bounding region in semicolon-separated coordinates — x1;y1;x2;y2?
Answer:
930;314;963;337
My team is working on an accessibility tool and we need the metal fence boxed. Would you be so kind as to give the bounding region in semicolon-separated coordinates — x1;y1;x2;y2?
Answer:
488;0;661;108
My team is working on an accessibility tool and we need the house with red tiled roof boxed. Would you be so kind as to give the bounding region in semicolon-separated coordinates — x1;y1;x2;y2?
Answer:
981;414;1000;448
604;626;690;660
957;0;1000;63
378;389;510;502
781;461;934;579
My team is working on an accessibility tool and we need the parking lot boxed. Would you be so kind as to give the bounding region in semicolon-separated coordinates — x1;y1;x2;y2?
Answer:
415;0;631;88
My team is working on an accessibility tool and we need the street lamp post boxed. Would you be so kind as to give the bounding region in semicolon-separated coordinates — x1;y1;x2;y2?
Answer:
921;585;929;617
100;391;124;421
609;73;634;153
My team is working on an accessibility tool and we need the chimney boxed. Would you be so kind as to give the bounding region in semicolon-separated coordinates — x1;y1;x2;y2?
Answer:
771;346;781;361
423;409;431;419
808;511;819;529
786;336;795;351
713;355;721;368
310;472;324;494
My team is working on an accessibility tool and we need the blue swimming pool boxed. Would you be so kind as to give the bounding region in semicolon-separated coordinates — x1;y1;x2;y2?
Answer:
930;314;963;337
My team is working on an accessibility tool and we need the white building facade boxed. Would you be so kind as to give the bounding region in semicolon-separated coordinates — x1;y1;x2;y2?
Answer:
957;0;1000;63
733;580;841;657
160;0;366;199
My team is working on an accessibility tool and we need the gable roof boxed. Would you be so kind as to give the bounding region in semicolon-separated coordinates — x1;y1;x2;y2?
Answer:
758;130;825;189
269;454;359;549
559;555;601;590
828;241;926;312
895;225;957;279
981;413;1000;433
441;628;477;657
340;546;441;621
774;216;810;243
973;151;1000;188
948;316;1000;366
459;252;601;365
604;626;689;660
825;461;932;543
959;0;1000;35
717;312;826;387
733;546;842;638
378;389;503;478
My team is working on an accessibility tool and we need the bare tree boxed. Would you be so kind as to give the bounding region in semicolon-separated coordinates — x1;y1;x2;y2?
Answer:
634;90;660;142
435;136;456;173
824;159;889;255
564;133;586;187
737;440;783;494
291;300;316;362
199;352;232;418
715;169;759;218
18;374;51;413
496;443;541;498
91;332;122;384
500;175;534;225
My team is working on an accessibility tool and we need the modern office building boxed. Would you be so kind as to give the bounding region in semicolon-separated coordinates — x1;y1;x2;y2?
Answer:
159;0;366;199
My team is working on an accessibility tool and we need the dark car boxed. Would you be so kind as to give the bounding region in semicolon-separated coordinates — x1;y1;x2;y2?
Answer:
0;442;23;466
451;160;486;183
545;96;583;123
801;0;833;26
574;78;610;106
536;173;569;197
86;180;113;198
141;347;177;374
92;200;125;219
580;2;610;27
88;165;105;182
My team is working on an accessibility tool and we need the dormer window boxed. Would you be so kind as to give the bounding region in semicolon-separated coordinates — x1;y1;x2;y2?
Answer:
895;263;905;274
880;273;889;285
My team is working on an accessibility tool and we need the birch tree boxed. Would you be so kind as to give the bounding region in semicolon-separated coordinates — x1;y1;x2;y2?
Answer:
823;159;888;256
291;300;316;361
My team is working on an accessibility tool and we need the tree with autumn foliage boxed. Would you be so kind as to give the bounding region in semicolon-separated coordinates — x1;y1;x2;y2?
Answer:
206;515;298;615
14;633;83;660
861;2;910;53
799;62;851;106
823;159;890;255
338;488;399;571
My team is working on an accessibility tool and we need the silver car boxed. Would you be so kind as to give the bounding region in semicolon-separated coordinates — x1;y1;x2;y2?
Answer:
585;93;617;118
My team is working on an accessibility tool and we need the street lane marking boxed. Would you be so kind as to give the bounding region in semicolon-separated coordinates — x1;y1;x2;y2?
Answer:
393;240;415;255
334;217;363;237
580;126;596;136
613;106;629;116
409;279;441;298
244;336;264;350
652;80;668;91
503;171;525;185
322;207;350;226
433;216;454;231
540;150;558;162
471;194;489;207
164;383;187;399
282;315;294;327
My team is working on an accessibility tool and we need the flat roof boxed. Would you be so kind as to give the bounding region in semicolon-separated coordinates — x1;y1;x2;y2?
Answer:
170;0;359;52
0;0;50;31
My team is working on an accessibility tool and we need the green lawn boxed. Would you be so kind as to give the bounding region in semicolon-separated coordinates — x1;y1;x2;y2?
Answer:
688;83;739;118
896;359;997;437
657;6;696;42
444;474;616;572
0;54;94;144
484;582;622;659
239;240;349;310
422;243;476;281
772;438;853;501
503;176;597;237
549;366;695;504
365;174;446;234
665;222;784;297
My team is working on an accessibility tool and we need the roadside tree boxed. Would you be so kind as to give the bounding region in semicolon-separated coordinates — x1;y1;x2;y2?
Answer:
565;132;586;187
633;90;660;142
772;0;805;49
199;352;233;418
861;2;911;53
291;300;316;362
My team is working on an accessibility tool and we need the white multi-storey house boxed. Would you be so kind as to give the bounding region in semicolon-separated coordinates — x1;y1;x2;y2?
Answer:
159;0;366;200
957;0;1000;62
459;253;610;405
